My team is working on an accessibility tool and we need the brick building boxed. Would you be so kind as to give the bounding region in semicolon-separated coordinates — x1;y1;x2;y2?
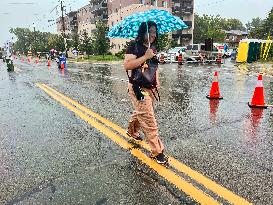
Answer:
56;11;78;36
57;0;195;53
77;4;96;36
172;0;194;46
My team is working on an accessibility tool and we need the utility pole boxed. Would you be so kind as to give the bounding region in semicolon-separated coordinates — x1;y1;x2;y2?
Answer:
61;0;68;57
33;23;36;55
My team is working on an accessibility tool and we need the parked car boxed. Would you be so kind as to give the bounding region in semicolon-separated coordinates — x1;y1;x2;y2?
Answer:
186;44;205;55
166;47;186;62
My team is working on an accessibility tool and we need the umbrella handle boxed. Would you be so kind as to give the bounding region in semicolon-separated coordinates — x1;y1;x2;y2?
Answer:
146;21;150;48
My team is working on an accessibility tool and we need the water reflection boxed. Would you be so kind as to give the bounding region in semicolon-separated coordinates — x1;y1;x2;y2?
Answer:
235;63;272;76
68;64;113;95
169;65;191;111
47;64;51;70
234;69;246;99
59;68;66;77
8;72;16;82
244;108;264;144
94;65;113;95
237;64;249;75
209;100;220;124
177;64;183;80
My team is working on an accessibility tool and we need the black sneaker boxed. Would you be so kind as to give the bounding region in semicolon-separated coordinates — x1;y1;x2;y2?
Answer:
126;131;143;141
154;152;168;164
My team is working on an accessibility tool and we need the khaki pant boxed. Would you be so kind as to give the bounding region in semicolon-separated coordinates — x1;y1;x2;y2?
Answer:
127;84;164;156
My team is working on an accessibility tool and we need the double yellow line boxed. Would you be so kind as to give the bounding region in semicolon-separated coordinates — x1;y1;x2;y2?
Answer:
36;83;252;205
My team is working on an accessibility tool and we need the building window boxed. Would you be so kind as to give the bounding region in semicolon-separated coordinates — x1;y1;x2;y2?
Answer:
163;1;168;8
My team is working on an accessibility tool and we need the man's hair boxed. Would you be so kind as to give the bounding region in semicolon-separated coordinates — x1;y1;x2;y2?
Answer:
136;21;158;46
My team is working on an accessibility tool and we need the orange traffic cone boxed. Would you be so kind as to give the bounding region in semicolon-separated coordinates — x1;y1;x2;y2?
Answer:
206;71;223;99
61;63;65;69
248;74;267;108
178;53;183;65
47;60;51;66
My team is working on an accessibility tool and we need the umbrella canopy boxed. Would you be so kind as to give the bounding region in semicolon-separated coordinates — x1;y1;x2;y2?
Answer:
108;9;188;39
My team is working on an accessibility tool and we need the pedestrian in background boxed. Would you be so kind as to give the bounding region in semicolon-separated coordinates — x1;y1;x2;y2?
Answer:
124;21;167;164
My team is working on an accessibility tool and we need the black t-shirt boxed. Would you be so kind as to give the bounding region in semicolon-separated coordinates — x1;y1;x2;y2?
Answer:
125;41;159;88
125;41;157;59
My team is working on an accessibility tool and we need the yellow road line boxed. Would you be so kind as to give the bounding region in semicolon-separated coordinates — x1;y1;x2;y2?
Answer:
41;83;252;205
37;83;220;205
42;83;151;151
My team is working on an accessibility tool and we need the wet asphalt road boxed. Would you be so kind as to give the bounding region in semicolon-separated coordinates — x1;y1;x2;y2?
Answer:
0;58;273;205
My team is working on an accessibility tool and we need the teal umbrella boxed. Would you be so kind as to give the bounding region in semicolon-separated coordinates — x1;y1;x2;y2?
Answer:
108;9;188;39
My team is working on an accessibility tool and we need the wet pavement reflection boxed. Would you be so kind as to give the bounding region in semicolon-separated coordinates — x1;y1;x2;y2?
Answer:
1;58;273;204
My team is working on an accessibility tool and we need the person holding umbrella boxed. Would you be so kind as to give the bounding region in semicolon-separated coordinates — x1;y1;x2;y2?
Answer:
108;9;188;164
123;21;167;164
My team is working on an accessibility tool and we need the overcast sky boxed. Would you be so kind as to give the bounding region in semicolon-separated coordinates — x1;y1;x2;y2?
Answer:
0;0;272;44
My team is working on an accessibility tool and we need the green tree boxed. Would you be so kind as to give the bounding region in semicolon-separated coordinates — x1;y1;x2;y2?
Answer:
246;17;264;38
9;28;33;53
193;14;225;43
261;7;273;38
93;21;110;56
32;31;52;53
156;34;172;51
78;30;93;56
47;34;65;52
10;27;65;54
71;32;80;50
245;7;273;39
223;18;245;31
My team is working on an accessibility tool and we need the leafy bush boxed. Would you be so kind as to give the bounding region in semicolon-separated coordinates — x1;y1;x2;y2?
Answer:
75;55;122;62
115;48;126;59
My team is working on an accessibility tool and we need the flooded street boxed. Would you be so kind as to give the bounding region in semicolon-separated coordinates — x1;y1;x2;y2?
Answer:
0;58;273;204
